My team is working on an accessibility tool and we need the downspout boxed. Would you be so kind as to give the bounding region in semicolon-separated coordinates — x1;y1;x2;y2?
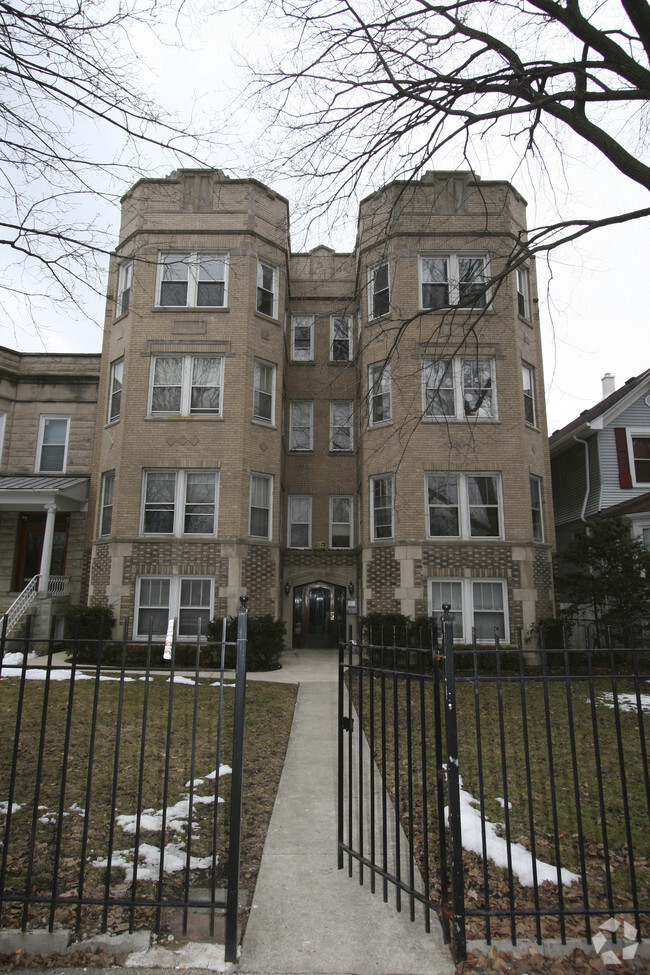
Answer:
573;434;591;522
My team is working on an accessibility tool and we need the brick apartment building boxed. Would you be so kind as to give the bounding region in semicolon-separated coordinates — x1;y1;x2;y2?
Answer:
83;166;554;648
0;167;555;647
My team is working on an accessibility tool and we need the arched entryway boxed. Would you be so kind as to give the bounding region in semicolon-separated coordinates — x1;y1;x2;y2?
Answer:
292;582;346;649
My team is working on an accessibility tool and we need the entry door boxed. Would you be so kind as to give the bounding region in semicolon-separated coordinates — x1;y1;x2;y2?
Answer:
13;513;69;591
292;583;346;649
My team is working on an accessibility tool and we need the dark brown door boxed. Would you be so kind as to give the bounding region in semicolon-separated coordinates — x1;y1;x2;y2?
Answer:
13;513;69;590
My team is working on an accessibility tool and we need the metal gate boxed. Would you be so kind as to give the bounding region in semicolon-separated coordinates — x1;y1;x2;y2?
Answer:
337;621;464;957
0;599;248;962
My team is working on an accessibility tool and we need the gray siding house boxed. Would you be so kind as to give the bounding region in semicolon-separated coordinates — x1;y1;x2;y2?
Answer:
549;370;650;553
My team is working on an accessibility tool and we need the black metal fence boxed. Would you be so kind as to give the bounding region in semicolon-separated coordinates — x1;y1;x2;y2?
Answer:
338;615;649;963
0;601;248;962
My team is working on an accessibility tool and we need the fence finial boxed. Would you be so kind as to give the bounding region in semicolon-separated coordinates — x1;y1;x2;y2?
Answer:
240;594;249;607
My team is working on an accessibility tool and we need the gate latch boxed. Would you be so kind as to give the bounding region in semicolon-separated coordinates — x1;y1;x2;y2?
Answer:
342;715;354;732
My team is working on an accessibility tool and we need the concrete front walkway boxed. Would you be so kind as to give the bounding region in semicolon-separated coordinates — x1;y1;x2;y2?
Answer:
239;649;455;975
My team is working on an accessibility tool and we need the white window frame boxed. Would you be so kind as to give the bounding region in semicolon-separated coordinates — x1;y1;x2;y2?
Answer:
288;495;312;549
141;469;219;537
626;429;650;486
249;473;273;539
289;400;313;451
36;415;70;473
422;357;497;420
0;411;6;466
371;473;394;541
148;355;223;416
425;472;503;539
257;260;278;318
253;359;276;424
330;315;353;361
156;252;228;308
530;475;544;542
420;254;490;310
428;578;509;644
135;575;214;640
516;267;530;318
109;358;124;423
522;362;536;426
291;316;314;361
330;495;353;549
116;261;132;317
100;471;115;537
369;362;392;426
330;401;354;451
368;262;390;319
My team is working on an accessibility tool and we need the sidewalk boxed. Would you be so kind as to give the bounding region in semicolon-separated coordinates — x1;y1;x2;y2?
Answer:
240;649;455;975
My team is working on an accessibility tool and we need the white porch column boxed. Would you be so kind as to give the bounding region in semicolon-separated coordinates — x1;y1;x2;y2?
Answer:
38;503;57;593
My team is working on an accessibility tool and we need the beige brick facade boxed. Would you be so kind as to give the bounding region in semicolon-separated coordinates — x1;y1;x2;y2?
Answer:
49;166;552;648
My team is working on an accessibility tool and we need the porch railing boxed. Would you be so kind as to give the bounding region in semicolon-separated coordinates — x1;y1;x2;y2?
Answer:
1;575;70;636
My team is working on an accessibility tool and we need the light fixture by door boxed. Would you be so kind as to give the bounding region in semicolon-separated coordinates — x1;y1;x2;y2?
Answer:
284;582;291;595
348;580;354;595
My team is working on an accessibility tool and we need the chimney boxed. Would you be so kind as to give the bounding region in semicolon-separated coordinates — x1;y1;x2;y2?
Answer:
601;373;616;398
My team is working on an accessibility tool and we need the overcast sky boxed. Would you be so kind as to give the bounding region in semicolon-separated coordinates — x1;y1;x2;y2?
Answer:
2;2;647;437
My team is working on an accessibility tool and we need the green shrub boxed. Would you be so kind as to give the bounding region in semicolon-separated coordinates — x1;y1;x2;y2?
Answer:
63;604;117;663
360;612;438;649
207;613;286;671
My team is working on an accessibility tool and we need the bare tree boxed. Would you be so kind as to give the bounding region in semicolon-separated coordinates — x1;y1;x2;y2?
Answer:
0;0;208;325
251;0;650;260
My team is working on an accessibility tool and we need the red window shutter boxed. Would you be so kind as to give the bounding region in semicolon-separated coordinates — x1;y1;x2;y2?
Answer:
614;428;633;488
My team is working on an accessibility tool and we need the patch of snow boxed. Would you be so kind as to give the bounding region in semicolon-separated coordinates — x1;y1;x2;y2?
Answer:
0;801;22;815
92;841;215;884
125;942;230;970
598;691;650;713
446;779;580;888
495;797;512;809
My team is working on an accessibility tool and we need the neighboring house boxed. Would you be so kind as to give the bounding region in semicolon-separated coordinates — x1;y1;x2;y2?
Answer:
0;347;101;637
84;167;554;647
549;370;650;553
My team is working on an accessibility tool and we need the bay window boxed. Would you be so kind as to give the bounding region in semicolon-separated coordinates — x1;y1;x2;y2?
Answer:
136;576;213;639
429;578;508;643
157;252;228;307
423;356;496;419
149;355;223;416
426;472;502;538
142;470;218;536
420;254;489;310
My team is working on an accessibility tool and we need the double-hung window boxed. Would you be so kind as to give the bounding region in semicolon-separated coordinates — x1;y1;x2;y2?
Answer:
290;400;313;451
100;471;115;536
429;579;508;643
516;267;530;318
420;255;489;309
371;474;394;540
257;260;278;317
36;416;70;473
136;576;213;639
629;432;650;485
530;476;544;542
109;358;123;422
150;355;223;415
369;263;390;318
157;253;228;307
369;362;392;425
330;496;353;548
253;359;276;423
426;472;502;539
422;357;496;419
330;316;352;361
288;495;312;548
249;473;272;539
330;401;354;451
291;316;314;361
116;262;132;317
142;470;218;536
522;363;536;426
